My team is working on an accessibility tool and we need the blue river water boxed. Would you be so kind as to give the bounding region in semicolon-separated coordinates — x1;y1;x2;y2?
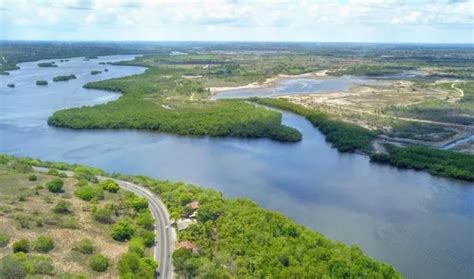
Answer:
0;55;473;278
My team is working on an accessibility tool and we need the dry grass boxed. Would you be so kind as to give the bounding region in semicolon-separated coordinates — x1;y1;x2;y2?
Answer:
0;168;129;278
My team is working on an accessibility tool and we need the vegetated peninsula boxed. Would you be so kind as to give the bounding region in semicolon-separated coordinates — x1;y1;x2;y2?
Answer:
53;74;76;82
47;66;301;142
0;154;403;278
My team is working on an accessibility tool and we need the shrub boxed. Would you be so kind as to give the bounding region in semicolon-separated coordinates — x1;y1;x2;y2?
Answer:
57;272;88;279
13;239;30;253
47;178;64;193
31;255;55;275
53;200;72;214
100;179;120;193
10;161;32;173
128;238;145;257
28;175;37;181
89;254;109;272
92;207;114;224
111;219;135;241
47;169;59;176
0;254;28;278
0;233;9;248
33;235;54;253
73;239;94;254
75;179;88;187
74;185;103;201
15;215;31;229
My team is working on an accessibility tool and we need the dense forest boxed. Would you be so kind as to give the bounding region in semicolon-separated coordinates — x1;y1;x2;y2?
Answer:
370;145;474;181
252;98;377;153
1;154;402;278
47;66;301;142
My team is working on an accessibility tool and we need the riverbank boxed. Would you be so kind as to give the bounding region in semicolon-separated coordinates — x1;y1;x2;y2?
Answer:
0;153;403;278
253;97;474;182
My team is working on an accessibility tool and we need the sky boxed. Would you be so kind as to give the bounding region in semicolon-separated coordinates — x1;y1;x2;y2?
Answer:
0;0;473;43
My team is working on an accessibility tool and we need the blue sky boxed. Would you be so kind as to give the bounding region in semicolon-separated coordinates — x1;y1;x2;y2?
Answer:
1;0;473;43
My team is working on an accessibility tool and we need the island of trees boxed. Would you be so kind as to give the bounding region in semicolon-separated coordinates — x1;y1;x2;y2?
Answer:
37;62;57;68
90;70;102;75
52;74;77;82
35;80;48;86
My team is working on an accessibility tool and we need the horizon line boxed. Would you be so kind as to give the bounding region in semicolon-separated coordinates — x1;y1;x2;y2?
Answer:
1;39;473;45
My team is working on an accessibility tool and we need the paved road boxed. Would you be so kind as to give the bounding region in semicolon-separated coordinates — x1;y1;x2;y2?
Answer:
32;167;174;278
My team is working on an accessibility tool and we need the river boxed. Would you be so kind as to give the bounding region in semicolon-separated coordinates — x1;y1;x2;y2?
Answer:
1;55;473;279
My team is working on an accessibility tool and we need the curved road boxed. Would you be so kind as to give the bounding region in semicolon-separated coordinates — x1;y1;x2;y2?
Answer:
32;167;174;278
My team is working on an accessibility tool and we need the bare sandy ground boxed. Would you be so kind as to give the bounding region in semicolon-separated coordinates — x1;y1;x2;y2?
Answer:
209;70;329;94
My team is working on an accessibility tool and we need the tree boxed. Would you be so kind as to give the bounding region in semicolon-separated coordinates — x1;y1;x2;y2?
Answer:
33;235;54;253
53;200;72;214
73;166;98;182
128;238;145;257
136;211;154;230
100;179;120;193
89;254;109;272
28;174;37;181
12;239;30;253
74;185;103;201
47;178;64;193
127;195;148;212
118;252;157;279
136;229;155;247
111;219;135;241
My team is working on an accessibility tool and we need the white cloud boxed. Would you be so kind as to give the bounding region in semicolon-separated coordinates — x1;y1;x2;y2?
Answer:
1;0;473;42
